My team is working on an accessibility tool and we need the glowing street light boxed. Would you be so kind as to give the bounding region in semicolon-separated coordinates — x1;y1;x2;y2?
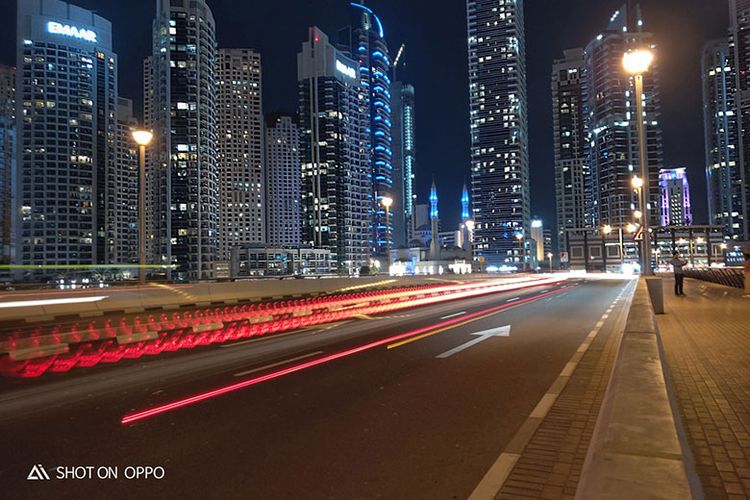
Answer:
626;223;638;233
381;196;393;268
132;130;153;284
631;176;644;190
515;232;525;271
547;252;553;272
633;210;643;220
624;47;655;275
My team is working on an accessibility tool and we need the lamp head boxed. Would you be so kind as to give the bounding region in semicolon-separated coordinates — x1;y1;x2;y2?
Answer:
132;130;153;146
623;49;654;75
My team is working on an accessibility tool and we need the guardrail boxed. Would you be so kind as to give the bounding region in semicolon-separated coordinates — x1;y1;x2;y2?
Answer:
682;268;745;289
0;276;563;378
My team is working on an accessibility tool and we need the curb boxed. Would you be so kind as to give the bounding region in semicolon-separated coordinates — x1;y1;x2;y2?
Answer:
575;278;698;500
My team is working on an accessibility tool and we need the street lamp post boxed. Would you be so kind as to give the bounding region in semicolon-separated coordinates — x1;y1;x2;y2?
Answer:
381;196;393;271
465;219;475;271
602;224;612;273
624;48;655;275
132;130;153;284
547;252;553;272
515;232;524;272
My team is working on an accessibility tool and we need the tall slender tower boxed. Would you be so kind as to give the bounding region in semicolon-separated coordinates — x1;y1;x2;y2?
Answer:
265;113;301;246
467;0;530;266
585;4;663;228
728;0;750;241
0;65;14;268
392;82;416;247
145;0;218;281
346;3;393;256
216;48;264;259
552;48;589;252
15;0;117;277
702;39;742;238
429;179;439;259
298;27;371;275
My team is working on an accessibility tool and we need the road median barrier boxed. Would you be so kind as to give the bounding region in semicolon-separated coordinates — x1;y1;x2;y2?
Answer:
576;277;697;499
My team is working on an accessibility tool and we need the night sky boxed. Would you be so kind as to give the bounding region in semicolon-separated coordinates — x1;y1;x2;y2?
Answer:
0;0;729;235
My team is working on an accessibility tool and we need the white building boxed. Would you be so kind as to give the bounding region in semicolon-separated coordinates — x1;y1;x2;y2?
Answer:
217;48;265;259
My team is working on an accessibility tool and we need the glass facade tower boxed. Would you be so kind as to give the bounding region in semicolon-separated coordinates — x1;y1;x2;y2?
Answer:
466;0;530;266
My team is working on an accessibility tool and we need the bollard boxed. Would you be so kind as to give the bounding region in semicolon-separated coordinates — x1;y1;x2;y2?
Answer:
645;277;664;314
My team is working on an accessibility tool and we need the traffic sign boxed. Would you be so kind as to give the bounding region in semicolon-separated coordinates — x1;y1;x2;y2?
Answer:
633;227;643;241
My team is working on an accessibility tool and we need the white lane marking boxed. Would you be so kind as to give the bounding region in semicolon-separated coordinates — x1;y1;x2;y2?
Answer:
440;311;467;320
506;297;521;302
436;325;511;359
234;351;323;377
468;453;520;500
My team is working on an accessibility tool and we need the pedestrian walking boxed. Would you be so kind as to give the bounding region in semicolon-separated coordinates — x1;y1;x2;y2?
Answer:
669;251;688;296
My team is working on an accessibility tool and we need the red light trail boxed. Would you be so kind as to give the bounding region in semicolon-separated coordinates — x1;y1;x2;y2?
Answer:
121;286;568;424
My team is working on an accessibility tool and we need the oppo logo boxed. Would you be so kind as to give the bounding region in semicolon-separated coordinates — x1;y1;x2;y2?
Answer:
47;21;97;43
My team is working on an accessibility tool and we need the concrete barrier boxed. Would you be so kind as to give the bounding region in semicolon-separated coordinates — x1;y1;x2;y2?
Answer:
0;275;498;324
575;278;697;499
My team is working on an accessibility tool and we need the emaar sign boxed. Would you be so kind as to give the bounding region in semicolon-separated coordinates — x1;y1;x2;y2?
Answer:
47;21;97;43
335;59;357;79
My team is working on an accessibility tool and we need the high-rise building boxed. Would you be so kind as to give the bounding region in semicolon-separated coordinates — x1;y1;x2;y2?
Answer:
429;179;439;258
108;97;138;268
585;5;664;229
216;48;264;259
728;0;750;241
552;48;589;252
530;219;544;265
265;113;301;246
467;0;530;266
298;27;371;275
391;82;416;247
15;0;117;275
659;168;693;226
0;65;15;266
702;39;743;238
145;0;218;281
343;2;392;255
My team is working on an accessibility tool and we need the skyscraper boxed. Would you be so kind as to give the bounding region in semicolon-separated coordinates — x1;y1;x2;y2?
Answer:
659;168;693;226
585;5;663;229
15;0;117;274
702;38;742;238
216;48;264;260
0;65;14;266
108;97;139;268
145;0;218;281
727;0;750;241
391;81;416;247
265;113;301;246
429;179;439;258
466;0;530;266
345;2;392;256
298;27;371;275
552;48;589;252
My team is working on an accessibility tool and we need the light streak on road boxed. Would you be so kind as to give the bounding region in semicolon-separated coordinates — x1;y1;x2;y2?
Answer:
121;287;569;425
0;296;109;309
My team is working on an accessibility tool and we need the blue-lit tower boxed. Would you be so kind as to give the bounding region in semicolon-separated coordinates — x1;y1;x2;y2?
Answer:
461;183;470;222
429;179;440;258
348;2;393;256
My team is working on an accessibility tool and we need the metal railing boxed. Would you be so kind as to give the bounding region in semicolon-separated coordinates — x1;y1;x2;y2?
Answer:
683;268;745;289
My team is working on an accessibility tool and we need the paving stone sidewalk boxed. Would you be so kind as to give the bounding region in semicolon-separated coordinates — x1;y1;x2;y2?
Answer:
494;288;628;499
657;278;750;500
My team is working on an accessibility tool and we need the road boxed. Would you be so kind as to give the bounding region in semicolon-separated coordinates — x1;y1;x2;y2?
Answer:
0;277;634;499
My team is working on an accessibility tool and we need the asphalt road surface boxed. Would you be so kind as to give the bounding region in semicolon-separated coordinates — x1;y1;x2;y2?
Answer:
0;277;633;499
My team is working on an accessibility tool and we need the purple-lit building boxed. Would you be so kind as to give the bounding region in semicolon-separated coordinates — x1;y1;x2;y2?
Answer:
659;168;693;226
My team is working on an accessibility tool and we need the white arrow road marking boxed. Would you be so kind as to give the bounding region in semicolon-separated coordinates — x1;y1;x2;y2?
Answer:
437;325;511;358
440;311;467;320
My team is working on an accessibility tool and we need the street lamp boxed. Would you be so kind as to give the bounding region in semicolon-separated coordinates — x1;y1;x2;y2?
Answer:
465;219;475;271
547;252;553;272
381;196;393;271
515;232;524;272
132;130;153;284
602;225;612;273
624;48;654;275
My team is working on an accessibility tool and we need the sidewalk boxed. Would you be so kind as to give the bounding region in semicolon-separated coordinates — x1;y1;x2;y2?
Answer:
657;278;750;499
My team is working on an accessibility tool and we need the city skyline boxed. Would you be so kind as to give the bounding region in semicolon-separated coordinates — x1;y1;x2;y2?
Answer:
0;0;728;234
